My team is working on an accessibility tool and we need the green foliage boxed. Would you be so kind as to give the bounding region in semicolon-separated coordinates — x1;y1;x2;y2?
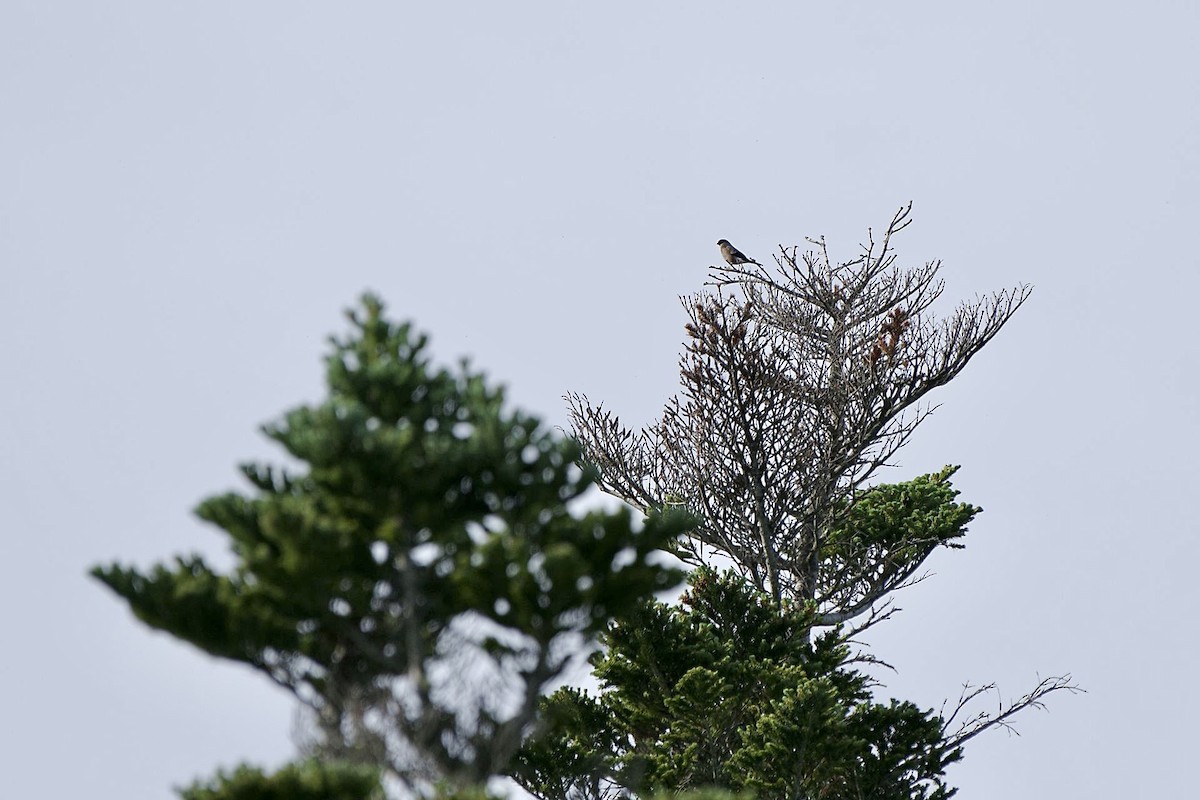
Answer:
812;466;980;619
649;792;754;800
825;465;979;557
515;566;961;800
92;294;691;791
176;760;381;800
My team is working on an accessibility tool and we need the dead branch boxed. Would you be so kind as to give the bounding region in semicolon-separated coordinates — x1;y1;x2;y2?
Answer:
569;206;1031;624
941;675;1084;749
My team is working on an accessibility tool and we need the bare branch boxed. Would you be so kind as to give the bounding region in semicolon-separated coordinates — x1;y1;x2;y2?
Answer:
569;207;1030;626
941;675;1084;749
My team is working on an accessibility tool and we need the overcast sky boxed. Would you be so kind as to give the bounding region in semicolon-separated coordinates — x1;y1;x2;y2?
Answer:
3;2;1197;797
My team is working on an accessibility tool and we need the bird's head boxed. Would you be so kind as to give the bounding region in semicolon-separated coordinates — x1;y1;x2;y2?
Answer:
717;239;730;246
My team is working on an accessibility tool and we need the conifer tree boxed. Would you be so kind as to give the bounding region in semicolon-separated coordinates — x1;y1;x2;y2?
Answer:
514;478;974;800
537;207;1076;798
93;295;691;797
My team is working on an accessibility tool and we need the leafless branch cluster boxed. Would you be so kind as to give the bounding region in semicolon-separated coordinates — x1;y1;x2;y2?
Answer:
941;675;1084;749
568;204;1032;624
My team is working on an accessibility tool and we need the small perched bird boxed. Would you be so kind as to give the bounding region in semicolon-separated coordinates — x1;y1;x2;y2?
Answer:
717;239;759;266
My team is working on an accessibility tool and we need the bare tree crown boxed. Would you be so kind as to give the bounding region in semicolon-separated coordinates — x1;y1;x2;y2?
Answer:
567;204;1032;622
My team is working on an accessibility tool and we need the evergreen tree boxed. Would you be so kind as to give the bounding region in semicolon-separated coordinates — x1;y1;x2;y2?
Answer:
93;295;691;797
515;472;974;800
542;207;1076;798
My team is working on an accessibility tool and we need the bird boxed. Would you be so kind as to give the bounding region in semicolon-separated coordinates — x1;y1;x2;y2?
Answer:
717;239;760;267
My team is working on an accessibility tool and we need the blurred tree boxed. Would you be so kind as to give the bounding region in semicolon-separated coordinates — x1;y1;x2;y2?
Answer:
93;295;690;797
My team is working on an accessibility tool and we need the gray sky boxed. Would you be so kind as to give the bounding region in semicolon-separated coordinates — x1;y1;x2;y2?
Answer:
3;2;1197;797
